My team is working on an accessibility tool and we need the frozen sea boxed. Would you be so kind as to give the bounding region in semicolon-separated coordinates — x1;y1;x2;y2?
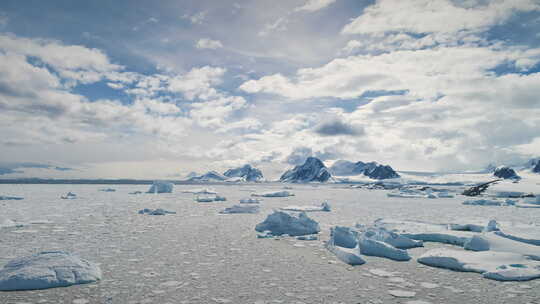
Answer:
1;183;540;304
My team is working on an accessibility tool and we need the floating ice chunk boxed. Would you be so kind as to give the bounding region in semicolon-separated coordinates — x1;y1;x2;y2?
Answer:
280;202;331;212
98;188;116;192
417;248;540;281
219;205;260;214
239;198;261;204
462;199;515;206
255;211;320;236
0;219;24;229
494;225;540;246
60;192;77;199
213;195;227;201
437;192;454;198
326;244;365;266
0;251;101;291
386;192;428;199
359;237;411;261
252;191;294;197
359;226;423;249
129;191;143;195
147;181;173;193
329;226;358;248
464;232;540;260
195;195;226;202
138;208;176;215
375;219;473;246
388;289;416;298
297;235;318;241
182;188;217;194
0;196;23;200
484;220;500;232
522;196;540;205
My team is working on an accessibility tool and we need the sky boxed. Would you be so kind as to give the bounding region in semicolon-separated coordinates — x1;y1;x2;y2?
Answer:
0;0;539;179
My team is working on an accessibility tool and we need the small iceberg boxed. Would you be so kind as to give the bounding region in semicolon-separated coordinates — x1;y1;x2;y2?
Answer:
138;208;176;215
0;196;23;200
98;188;116;192
326;227;365;265
147;181;173;194
129;191;143;195
182;188;217;194
213;195;227;201
195;195;226;203
219;205;260;214
0;219;24;229
60;192;77;199
239;198;261;204
358;237;411;261
252;191;294;198
0;251;101;291
255;211;320;236
463;199;515;206
280;202;331;212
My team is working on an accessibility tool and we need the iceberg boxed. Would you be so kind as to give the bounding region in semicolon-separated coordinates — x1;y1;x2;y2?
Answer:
326;244;366;266
0;196;24;200
219;205;260;214
147;181;173;194
359;237;411;261
98;188;116;192
255;211;320;236
129;191;143;195
182;188;217;194
239;198;261;204
417;249;540;281
330;226;359;248
138;208;176;215
462;199;515;206
60;192;77;199
0;251;101;291
358;226;423;249
252;191;294;197
280;202;331;212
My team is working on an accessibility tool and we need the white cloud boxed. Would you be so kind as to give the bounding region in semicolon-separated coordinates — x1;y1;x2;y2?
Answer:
258;17;288;37
196;38;223;49
182;11;206;24
342;0;540;35
295;0;337;12
167;66;226;100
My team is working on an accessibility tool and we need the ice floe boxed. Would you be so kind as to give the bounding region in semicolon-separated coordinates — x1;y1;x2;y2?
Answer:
195;195;226;203
358;237;411;261
219;204;260;214
280;202;331;212
98;188;116;192
463;199;516;206
252;191;294;197
0;195;23;200
147;181;173;193
60;192;77;199
0;251;101;291
138;208;176;215
182;188;217;194
255;211;320;236
239;198;261;204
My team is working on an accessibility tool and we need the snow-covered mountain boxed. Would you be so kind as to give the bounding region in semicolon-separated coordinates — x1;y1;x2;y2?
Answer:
493;166;520;180
280;157;332;183
187;171;228;182
223;164;263;182
329;160;400;180
524;158;540;173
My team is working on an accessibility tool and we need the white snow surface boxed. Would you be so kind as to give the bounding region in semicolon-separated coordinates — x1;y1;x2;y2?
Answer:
0;251;101;291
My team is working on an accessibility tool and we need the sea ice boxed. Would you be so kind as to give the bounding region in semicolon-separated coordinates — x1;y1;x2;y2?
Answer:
252;191;294;197
182;188;217;194
417;248;540;281
358;237;411;261
463;199;515;206
0;218;24;229
239;198;261;204
219;204;260;214
325;244;365;266
0;251;101;291
147;181;173;193
98;188;116;192
280;202;331;212
138;208;176;215
358;226;423;249
374;219;473;246
464;232;540;260
329;226;358;248
255;211;320;236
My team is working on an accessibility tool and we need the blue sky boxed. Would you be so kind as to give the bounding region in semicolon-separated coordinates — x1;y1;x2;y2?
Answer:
0;0;539;179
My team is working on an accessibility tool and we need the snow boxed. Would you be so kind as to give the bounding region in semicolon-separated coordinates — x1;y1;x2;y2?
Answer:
418;249;540;281
279;157;332;183
255;211;320;236
464;232;540;260
187;171;228;182
0;195;24;200
223;164;263;182
280;202;330;212
219;204;260;214
138;208;176;215
146;181;173;194
357;225;423;249
252;191;294;197
0;251;101;291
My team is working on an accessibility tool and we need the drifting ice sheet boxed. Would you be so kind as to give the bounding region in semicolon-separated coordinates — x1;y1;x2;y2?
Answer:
0;251;101;291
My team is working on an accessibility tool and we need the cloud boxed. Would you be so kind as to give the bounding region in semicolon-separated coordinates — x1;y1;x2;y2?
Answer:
314;120;364;136
342;0;540;35
182;11;206;24
0;162;74;175
295;0;337;12
196;38;223;49
258;17;288;36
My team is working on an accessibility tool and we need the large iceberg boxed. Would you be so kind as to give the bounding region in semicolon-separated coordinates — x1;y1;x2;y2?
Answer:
279;157;332;183
223;164;263;182
255;211;320;236
0;251;101;291
147;181;173;193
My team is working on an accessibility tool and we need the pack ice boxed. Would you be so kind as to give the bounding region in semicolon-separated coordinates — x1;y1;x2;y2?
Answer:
252;191;294;197
0;196;23;200
138;208;176;215
280;202;331;212
147;181;173;193
0;251;101;291
255;211;320;236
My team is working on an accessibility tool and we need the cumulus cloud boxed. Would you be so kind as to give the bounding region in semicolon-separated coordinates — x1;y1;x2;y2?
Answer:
314;120;364;136
196;38;223;49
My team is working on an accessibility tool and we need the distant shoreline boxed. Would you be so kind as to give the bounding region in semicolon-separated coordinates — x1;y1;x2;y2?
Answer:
0;179;260;185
